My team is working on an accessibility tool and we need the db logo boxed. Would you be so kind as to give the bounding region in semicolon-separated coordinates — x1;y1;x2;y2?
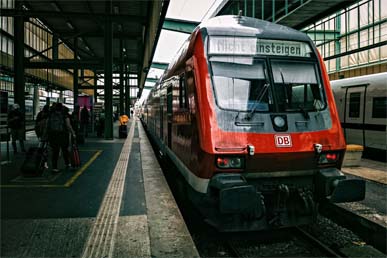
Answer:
275;135;292;147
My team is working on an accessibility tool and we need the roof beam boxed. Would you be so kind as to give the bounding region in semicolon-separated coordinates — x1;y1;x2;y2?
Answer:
151;62;169;70
0;9;147;23
162;18;199;34
146;78;159;83
25;59;103;69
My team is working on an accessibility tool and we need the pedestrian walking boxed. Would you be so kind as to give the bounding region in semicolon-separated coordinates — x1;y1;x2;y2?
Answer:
7;103;26;153
46;103;76;173
80;106;89;137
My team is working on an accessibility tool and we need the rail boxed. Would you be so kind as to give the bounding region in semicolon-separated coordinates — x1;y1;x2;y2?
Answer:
319;202;387;254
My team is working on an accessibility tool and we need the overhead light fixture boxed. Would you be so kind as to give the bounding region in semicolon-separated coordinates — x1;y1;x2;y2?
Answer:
66;21;74;30
85;46;90;51
50;2;60;12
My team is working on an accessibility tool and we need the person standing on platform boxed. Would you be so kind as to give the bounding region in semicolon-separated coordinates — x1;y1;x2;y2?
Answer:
7;103;26;153
71;105;80;137
80;106;89;137
46;103;75;173
35;104;49;140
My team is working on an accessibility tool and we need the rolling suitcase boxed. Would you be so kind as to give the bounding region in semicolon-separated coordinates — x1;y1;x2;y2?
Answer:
119;125;127;138
70;138;81;168
21;142;48;177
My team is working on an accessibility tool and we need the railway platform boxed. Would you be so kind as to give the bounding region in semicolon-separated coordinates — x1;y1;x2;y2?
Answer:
0;119;199;257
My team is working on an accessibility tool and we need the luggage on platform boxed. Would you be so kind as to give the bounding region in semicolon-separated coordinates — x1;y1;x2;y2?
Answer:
20;142;48;176
70;144;81;168
70;137;81;168
119;124;127;138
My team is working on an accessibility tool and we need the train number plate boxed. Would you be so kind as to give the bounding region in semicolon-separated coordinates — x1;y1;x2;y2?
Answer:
275;135;292;147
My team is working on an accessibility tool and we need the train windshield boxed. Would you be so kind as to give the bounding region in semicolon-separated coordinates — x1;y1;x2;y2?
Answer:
271;60;325;112
210;56;270;112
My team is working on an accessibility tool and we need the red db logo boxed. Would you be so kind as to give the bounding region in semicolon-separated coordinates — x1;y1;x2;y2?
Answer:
275;135;292;147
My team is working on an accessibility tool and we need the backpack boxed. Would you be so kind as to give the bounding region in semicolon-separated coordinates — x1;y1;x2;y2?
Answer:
47;110;66;133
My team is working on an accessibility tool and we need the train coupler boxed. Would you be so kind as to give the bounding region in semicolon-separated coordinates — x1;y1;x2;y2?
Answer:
315;168;365;203
210;174;265;218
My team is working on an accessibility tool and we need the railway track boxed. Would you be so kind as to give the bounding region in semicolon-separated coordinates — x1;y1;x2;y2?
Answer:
294;226;344;257
223;227;346;258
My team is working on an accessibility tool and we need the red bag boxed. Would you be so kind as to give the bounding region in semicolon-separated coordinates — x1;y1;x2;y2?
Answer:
70;144;81;167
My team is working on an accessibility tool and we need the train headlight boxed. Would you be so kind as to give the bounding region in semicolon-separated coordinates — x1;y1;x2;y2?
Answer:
318;152;339;164
216;157;244;169
273;116;286;127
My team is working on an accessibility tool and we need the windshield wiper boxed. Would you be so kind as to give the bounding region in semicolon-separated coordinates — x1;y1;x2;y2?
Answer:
297;105;310;120
245;83;269;120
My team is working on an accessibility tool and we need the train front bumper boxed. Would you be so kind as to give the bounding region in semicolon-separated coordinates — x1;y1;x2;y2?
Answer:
315;168;366;203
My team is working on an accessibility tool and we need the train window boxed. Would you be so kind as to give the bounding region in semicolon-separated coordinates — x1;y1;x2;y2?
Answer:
372;97;387;118
179;74;188;109
210;59;270;111
349;92;361;118
271;61;324;112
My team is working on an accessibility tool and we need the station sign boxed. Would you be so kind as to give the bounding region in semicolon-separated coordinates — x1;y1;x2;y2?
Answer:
209;36;311;57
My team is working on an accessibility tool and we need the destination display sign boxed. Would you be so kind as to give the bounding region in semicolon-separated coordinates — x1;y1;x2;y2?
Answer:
209;36;311;57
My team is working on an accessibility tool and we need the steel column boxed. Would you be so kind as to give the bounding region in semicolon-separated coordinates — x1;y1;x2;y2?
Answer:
73;38;79;110
125;66;130;117
119;39;124;115
13;0;25;132
104;0;113;139
94;71;98;103
272;0;275;22
261;0;264;19
53;34;59;60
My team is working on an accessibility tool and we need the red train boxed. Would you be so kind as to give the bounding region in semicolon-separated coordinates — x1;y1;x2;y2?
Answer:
142;15;365;231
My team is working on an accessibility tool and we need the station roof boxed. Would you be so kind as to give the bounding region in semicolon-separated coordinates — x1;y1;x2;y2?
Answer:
207;0;360;30
4;0;169;91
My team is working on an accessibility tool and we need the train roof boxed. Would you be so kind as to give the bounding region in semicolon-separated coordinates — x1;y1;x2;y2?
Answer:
330;72;387;88
198;15;312;43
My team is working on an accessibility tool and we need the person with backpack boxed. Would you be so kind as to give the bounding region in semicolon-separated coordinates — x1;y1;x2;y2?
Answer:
46;103;76;173
35;105;49;140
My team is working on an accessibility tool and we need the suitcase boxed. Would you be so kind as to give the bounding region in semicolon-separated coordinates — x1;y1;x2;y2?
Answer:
70;144;81;167
119;125;127;138
21;142;48;177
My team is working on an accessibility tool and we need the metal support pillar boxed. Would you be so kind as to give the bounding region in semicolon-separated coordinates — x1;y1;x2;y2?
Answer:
104;0;113;139
33;85;40;118
73;38;78;110
125;66;130;116
53;34;59;60
14;0;25;131
94;71;98;103
119;40;124;115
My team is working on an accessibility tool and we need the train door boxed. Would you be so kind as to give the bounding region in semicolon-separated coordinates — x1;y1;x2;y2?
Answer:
344;86;366;146
167;86;173;148
364;84;387;158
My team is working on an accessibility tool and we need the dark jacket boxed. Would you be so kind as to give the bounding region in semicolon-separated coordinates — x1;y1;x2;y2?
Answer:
8;109;24;129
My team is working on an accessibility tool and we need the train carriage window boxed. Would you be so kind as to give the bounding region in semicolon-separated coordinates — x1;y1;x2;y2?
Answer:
271;61;325;112
179;74;188;109
210;58;270;112
372;97;387;118
349;92;361;118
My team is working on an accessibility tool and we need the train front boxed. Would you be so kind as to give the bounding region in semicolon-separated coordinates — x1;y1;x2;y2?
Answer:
195;16;365;231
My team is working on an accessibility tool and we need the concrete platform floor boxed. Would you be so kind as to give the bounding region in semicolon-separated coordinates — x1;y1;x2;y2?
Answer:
1;119;198;257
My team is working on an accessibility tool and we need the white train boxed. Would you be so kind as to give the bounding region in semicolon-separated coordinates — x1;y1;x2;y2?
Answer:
330;72;387;161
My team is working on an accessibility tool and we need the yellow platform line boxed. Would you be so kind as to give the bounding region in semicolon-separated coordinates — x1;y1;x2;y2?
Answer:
64;150;102;187
1;150;103;188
